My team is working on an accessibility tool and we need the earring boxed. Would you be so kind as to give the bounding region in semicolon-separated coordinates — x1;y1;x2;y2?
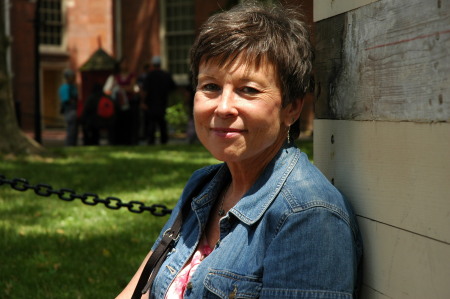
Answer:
287;126;291;143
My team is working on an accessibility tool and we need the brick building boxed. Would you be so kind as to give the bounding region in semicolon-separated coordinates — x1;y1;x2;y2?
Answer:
7;0;313;136
9;0;114;130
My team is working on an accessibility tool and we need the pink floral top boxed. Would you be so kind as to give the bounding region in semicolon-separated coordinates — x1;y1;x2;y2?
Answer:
165;237;213;298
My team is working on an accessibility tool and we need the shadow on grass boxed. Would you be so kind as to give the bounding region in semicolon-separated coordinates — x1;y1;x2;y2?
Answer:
1;212;163;298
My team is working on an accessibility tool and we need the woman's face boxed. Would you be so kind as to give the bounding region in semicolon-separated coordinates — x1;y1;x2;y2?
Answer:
194;57;300;164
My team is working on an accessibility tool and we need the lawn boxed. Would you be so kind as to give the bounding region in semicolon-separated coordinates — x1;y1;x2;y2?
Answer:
0;140;312;298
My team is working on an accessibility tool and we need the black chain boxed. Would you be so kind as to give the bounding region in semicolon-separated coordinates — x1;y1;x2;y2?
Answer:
0;174;172;217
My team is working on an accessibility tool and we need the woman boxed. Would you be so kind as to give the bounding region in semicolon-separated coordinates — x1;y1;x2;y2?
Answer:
118;2;362;298
104;59;137;145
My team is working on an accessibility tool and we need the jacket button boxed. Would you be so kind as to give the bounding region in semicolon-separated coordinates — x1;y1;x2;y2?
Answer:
229;286;237;299
186;282;193;290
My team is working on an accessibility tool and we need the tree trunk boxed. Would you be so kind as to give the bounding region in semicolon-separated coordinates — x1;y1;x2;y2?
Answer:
0;2;44;155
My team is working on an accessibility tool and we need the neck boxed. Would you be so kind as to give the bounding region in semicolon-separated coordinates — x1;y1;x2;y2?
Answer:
219;158;270;217
227;140;285;196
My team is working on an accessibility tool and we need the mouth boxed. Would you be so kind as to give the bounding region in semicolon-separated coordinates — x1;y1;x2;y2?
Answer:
212;127;244;133
211;127;246;137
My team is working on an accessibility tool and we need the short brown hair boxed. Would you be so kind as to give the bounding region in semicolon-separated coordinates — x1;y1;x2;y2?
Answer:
190;1;313;107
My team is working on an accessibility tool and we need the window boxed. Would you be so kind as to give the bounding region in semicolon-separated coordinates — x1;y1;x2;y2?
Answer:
39;0;64;47
164;0;195;84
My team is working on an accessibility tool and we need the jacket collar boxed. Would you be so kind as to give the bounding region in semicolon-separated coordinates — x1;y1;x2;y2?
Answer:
191;143;300;226
230;144;300;225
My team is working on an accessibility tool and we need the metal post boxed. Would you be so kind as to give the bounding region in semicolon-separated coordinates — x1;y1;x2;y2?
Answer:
34;0;41;143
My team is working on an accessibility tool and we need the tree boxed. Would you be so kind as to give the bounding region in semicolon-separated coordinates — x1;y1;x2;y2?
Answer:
0;3;43;155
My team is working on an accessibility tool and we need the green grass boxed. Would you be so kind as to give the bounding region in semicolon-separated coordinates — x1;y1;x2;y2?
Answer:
0;140;312;298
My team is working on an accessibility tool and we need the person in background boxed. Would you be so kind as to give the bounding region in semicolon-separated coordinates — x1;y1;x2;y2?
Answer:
80;83;103;145
103;60;137;145
58;68;78;146
117;2;362;298
136;62;151;142
136;62;150;90
142;56;176;145
115;59;137;145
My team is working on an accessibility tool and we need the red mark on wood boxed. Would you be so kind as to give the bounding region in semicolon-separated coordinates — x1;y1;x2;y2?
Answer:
365;29;450;51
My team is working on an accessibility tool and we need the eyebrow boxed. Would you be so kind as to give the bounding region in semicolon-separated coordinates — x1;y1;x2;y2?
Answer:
196;74;217;83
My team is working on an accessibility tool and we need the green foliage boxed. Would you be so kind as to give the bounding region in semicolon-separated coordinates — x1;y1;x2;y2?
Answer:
166;102;189;134
0;141;312;298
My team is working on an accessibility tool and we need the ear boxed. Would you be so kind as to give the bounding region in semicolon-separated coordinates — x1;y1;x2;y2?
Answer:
282;98;304;127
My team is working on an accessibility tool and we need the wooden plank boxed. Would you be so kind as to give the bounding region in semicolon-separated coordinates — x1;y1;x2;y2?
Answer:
314;120;450;244
359;285;390;299
358;217;450;299
313;12;345;120
314;0;380;22
314;0;450;122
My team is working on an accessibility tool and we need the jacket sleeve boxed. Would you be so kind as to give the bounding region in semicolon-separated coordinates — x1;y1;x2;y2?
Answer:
261;207;360;299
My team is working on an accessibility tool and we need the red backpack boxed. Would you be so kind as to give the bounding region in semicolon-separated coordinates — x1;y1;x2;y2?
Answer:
97;95;115;119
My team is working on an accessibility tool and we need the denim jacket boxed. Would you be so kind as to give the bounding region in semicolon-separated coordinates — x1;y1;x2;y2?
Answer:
150;144;363;298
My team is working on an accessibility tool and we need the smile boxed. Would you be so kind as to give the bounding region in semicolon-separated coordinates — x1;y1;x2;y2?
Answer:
211;127;246;137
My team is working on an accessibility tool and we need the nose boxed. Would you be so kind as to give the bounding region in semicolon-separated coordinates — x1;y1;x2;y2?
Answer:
215;87;238;118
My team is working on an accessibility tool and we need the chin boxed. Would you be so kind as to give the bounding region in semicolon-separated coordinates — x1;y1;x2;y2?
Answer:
205;144;243;163
208;149;236;162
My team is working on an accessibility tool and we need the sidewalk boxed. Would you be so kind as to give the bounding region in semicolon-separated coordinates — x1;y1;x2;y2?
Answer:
26;128;313;148
25;129;189;147
25;129;70;147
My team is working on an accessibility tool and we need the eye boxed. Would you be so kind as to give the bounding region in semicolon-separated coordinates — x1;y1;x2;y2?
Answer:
240;86;260;94
200;83;221;92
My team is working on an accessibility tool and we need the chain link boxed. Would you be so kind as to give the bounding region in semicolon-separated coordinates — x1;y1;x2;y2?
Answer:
0;174;172;217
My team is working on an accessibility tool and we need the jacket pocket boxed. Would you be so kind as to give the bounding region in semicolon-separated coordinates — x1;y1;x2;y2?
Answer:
203;269;262;298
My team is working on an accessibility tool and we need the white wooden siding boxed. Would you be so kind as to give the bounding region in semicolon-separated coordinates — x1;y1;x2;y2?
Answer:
314;119;450;298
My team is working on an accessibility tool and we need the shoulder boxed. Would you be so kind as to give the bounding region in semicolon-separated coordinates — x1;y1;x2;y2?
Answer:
145;70;159;81
269;152;359;235
178;164;223;204
125;73;135;82
58;84;71;99
287;153;348;210
187;164;223;184
153;164;223;245
59;83;68;91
